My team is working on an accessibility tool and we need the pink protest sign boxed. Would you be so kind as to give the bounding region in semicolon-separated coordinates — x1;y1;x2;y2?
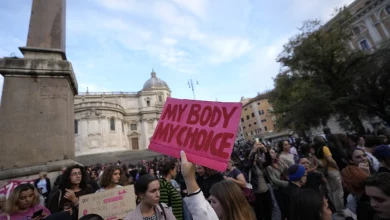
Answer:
0;179;35;198
149;97;242;171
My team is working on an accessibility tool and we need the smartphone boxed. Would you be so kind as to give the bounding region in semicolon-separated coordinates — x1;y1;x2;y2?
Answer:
32;209;43;218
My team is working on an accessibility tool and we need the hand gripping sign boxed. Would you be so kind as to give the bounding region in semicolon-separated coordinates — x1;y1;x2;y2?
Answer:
149;98;242;171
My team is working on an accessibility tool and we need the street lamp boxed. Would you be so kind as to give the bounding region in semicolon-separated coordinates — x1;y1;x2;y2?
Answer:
188;79;199;100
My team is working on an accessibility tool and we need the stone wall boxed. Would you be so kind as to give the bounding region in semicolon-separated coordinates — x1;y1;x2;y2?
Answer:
0;76;75;170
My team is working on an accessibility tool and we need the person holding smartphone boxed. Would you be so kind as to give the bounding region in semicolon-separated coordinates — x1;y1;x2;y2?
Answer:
48;165;94;220
249;140;273;220
1;183;50;220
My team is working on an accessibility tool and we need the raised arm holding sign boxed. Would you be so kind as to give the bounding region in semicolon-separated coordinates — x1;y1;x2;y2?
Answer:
149;98;242;171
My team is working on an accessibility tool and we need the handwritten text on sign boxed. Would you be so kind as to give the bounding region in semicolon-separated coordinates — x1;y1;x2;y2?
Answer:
78;185;136;220
149;98;242;171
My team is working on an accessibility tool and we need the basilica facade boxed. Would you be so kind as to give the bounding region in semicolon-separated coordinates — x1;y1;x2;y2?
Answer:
74;70;170;156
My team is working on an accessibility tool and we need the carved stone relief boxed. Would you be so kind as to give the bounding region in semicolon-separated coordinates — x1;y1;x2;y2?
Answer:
87;133;102;149
85;109;101;117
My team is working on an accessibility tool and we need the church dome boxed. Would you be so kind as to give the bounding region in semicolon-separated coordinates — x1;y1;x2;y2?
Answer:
142;70;170;91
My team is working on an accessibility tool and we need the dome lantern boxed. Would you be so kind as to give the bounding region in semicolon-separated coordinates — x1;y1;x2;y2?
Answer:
142;69;170;91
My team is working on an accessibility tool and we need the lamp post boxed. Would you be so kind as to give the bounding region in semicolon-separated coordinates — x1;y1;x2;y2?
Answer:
188;79;198;100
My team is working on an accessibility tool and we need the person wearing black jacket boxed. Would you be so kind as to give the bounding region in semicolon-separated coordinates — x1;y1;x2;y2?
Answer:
249;141;273;220
342;166;375;220
48;165;94;220
282;164;307;220
34;172;51;205
196;166;223;199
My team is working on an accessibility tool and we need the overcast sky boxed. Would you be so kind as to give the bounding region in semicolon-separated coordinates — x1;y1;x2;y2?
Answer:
0;0;354;102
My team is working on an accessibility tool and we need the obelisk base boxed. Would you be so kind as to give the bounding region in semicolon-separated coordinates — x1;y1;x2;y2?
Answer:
0;48;78;171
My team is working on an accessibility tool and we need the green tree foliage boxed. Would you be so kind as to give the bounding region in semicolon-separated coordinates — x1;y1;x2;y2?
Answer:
270;9;390;134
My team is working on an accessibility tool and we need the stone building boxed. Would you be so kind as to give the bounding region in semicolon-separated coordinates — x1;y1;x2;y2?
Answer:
238;93;277;141
74;70;171;156
343;0;390;50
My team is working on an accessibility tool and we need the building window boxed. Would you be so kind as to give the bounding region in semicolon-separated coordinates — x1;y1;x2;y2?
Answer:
249;124;252;127
264;126;268;131
258;110;265;115
241;118;244;122
254;122;257;125
158;95;163;102
131;124;137;131
386;6;390;14
146;100;151;107
261;119;267;123
74;120;78;134
246;132;248;136
243;126;246;129
360;39;370;51
353;26;361;35
244;108;247;111
110;118;115;131
246;115;250;120
251;113;255;118
257;102;260;105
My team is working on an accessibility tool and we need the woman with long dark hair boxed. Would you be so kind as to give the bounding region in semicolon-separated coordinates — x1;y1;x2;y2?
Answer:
196;166;223;199
124;174;176;220
365;173;390;219
290;189;332;220
48;165;94;220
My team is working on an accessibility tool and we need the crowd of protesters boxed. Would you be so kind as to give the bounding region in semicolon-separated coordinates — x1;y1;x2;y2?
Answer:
0;131;390;220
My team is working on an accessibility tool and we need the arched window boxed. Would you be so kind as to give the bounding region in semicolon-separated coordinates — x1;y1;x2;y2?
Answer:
386;6;390;14
110;118;115;131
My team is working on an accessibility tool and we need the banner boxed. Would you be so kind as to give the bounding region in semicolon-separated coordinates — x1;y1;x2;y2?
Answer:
149;97;242;171
78;185;136;220
0;179;35;198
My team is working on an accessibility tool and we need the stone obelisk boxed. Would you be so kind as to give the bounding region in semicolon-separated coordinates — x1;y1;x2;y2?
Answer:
0;0;78;176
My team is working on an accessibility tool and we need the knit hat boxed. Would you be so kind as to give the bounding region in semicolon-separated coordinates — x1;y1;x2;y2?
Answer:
374;145;390;161
288;164;306;181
